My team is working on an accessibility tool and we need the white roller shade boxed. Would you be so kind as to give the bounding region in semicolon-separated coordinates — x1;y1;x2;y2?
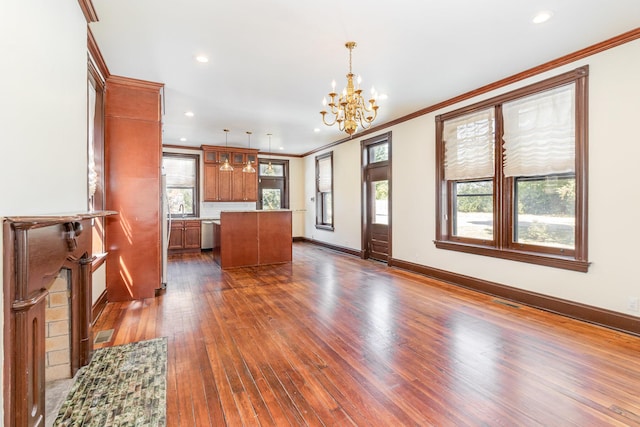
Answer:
88;81;97;198
443;108;495;180
163;157;196;186
318;156;332;192
503;84;575;177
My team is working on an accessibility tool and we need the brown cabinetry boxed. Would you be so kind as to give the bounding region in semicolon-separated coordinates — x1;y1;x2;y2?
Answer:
169;220;201;252
105;76;163;301
217;210;292;268
202;145;258;202
231;168;258;201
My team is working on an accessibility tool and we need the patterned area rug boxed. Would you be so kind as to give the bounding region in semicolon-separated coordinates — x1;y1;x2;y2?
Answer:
54;337;167;426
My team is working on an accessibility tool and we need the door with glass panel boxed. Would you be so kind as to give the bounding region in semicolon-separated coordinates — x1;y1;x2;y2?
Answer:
362;135;391;262
257;160;289;210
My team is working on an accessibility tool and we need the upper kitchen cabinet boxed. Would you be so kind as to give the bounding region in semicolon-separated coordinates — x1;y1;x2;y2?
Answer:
202;145;258;202
105;76;163;301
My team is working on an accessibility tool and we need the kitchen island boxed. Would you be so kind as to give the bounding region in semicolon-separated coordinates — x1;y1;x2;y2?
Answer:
212;210;292;269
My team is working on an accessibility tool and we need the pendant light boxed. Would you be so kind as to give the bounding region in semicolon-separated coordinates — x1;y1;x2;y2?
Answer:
220;129;233;171
242;131;256;173
265;133;275;175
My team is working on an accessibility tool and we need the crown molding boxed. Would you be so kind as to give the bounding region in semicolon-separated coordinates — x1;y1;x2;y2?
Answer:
77;0;98;23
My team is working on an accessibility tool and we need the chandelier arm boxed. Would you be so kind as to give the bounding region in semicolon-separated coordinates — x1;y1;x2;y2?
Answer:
321;112;339;127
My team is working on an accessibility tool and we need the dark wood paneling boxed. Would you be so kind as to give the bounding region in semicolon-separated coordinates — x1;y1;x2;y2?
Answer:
105;76;162;120
258;211;292;264
219;211;292;268
104;77;162;301
220;212;259;268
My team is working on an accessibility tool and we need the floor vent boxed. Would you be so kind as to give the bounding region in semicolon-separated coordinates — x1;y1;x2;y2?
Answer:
93;329;114;344
493;299;520;309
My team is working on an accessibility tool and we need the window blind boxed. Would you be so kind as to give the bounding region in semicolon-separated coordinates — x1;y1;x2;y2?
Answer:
443;108;495;180
503;84;575;177
317;156;332;193
164;157;196;186
88;81;98;198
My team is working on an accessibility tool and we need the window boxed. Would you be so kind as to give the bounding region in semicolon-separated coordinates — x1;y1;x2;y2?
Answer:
162;153;199;217
316;152;334;230
88;60;105;254
368;141;389;163
258;159;289;210
435;66;588;272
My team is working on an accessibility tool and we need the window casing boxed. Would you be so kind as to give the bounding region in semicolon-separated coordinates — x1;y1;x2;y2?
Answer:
258;159;289;210
162;153;199;217
316;152;334;230
435;66;588;272
88;61;105;254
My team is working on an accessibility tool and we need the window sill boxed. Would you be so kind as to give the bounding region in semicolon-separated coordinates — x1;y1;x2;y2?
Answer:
433;240;590;272
91;252;108;272
315;224;334;231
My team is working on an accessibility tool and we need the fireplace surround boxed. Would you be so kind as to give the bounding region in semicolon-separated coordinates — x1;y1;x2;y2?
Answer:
3;212;112;427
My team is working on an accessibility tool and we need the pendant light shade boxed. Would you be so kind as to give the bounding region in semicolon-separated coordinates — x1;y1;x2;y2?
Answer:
242;131;256;173
220;129;234;171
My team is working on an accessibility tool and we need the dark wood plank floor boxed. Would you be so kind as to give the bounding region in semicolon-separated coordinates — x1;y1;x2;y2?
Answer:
93;242;640;426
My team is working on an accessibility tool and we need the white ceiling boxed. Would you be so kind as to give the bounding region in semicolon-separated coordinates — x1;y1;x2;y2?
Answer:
89;1;640;156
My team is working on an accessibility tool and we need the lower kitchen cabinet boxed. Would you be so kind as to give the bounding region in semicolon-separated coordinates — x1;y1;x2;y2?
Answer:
169;220;201;252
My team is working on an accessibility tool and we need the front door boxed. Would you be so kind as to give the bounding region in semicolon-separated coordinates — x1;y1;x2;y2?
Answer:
362;134;391;262
365;165;390;261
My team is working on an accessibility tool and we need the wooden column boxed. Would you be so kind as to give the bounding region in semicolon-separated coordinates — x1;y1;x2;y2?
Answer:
104;75;163;301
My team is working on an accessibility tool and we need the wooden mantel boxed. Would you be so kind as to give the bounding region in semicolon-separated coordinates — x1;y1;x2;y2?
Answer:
3;211;115;427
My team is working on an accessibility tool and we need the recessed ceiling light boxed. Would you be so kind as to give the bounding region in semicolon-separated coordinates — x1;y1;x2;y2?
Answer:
314;128;320;133
279;147;284;150
184;111;194;117
180;137;187;142
533;10;553;24
195;55;209;63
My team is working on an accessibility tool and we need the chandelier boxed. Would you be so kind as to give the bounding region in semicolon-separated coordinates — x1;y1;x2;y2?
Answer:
320;41;379;136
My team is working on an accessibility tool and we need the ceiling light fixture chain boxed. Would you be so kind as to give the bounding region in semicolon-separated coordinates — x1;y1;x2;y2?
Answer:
320;41;379;136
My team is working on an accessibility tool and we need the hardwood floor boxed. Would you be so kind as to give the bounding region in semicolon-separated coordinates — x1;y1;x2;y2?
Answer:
93;242;640;426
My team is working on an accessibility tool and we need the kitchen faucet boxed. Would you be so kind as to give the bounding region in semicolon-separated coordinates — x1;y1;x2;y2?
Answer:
178;203;185;216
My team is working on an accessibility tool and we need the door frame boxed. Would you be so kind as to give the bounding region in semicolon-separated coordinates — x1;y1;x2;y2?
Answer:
361;132;392;261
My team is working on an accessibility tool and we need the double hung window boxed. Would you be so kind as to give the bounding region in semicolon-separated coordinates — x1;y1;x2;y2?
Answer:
435;66;588;271
162;153;199;217
316;152;334;230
